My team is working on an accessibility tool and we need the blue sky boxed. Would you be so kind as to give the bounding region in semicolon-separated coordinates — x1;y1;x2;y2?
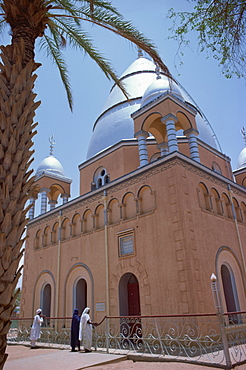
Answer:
2;0;245;201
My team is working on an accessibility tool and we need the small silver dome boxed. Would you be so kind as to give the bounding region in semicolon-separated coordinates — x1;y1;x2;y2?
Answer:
237;148;246;169
36;155;65;177
141;77;183;107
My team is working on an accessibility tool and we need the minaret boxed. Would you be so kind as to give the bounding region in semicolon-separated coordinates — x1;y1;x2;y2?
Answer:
233;127;246;187
28;136;72;219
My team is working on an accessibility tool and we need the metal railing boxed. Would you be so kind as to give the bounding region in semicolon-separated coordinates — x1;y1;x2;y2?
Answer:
8;317;72;348
8;312;246;367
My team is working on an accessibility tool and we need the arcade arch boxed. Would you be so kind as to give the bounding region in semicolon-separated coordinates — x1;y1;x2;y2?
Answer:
198;182;211;211
108;198;121;225
72;213;81;237
64;263;94;317
83;209;93;233
134;102;199;167
41;283;51;318
61;218;70;241
95;204;104;230
119;273;141;316
211;188;222;215
33;271;55;317
138;186;155;215
221;263;240;313
122;192;136;220
74;278;87;315
43;226;51;247
216;247;246;313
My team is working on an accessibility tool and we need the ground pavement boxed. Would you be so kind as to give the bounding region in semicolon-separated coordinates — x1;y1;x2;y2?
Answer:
4;344;246;370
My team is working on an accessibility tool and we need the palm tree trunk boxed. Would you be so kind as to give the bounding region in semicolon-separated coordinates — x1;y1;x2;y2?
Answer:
0;41;40;369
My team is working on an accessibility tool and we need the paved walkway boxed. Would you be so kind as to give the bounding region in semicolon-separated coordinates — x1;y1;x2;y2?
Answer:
5;344;127;370
4;344;246;370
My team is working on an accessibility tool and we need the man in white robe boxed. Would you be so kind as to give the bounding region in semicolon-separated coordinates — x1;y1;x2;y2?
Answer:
79;307;98;352
30;308;44;348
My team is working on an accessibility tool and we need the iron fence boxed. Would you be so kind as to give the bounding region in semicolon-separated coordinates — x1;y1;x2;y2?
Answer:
7;312;246;367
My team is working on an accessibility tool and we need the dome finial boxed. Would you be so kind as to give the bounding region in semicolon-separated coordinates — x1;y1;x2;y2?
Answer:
155;64;161;80
137;47;143;58
241;127;246;147
49;135;56;156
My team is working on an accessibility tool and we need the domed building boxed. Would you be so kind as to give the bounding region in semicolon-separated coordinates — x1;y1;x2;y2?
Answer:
87;55;219;159
21;55;246;332
28;138;72;218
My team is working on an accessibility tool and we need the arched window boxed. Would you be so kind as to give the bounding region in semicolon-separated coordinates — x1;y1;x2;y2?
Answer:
197;183;211;211
95;204;104;230
241;202;246;223
83;210;93;233
138;186;155;215
52;222;59;244
212;162;222;174
74;278;87;315
43;226;50;247
108;198;120;225
122;193;136;220
221;193;233;219
232;197;242;222
35;230;42;249
210;188;222;215
61;218;70;241
72;213;81;237
93;167;110;189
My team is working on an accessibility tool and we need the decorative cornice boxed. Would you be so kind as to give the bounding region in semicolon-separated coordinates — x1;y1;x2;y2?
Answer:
35;172;72;184
28;153;246;229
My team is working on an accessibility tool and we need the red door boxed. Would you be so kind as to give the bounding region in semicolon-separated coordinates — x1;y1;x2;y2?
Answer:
127;280;141;343
128;282;141;315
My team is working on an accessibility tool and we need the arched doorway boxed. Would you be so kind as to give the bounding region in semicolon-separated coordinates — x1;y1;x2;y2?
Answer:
119;273;141;344
221;264;240;323
119;273;141;316
74;278;87;315
41;283;51;322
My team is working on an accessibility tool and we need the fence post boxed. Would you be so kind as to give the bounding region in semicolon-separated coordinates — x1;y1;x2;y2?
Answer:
155;317;165;355
106;317;109;353
211;273;232;369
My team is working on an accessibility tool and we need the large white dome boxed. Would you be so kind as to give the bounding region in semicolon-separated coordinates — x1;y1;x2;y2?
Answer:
86;56;220;159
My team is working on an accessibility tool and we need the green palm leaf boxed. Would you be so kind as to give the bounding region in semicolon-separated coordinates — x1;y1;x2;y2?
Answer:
0;0;169;107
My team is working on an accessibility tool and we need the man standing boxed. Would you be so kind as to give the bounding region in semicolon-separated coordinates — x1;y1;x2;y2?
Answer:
30;308;44;348
70;308;80;352
79;307;98;352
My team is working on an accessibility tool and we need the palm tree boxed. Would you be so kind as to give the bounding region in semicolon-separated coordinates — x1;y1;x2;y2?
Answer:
0;1;169;367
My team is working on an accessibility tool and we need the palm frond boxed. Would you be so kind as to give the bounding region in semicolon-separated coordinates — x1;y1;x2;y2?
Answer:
48;2;169;76
78;5;169;75
81;0;122;16
0;0;168;108
40;32;73;110
51;16;128;96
